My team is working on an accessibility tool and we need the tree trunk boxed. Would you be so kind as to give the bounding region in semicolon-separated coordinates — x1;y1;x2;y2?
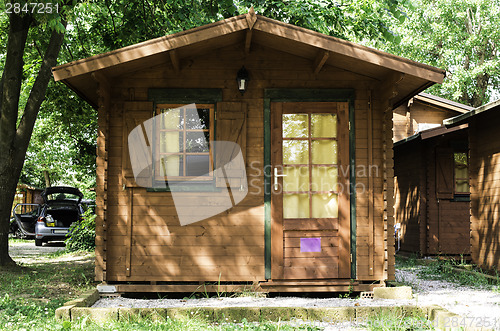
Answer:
0;12;65;266
43;170;51;188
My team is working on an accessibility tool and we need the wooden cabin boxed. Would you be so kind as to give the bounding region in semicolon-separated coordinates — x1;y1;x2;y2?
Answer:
12;183;43;213
393;92;472;142
52;11;445;293
444;100;500;272
394;125;470;256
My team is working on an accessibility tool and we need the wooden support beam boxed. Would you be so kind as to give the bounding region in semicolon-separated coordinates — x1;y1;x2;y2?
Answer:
170;50;180;73
245;29;253;54
245;6;257;29
368;91;374;277
125;187;133;277
313;50;329;74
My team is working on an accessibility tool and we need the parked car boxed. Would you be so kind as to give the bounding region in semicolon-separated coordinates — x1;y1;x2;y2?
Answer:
10;204;40;239
35;186;85;246
12;186;85;246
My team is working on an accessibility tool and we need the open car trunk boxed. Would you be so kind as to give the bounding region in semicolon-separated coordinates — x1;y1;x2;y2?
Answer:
46;208;80;227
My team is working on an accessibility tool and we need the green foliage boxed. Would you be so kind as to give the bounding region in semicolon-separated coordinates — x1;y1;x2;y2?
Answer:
361;310;434;330
237;0;405;43
65;209;96;252
377;0;500;107
418;258;500;288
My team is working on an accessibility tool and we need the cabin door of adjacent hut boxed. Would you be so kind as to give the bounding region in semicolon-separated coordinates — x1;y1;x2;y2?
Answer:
271;102;351;280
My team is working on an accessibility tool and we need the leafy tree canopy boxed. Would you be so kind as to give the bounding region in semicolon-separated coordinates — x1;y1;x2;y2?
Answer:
376;0;500;107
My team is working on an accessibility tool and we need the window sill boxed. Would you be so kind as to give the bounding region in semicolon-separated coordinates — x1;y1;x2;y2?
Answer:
146;181;222;192
453;195;470;202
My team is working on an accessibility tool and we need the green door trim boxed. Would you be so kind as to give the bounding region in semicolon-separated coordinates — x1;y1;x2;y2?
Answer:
263;89;356;280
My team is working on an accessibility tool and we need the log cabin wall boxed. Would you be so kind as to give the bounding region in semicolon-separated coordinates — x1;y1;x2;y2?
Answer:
469;110;500;271
94;42;390;287
393;129;470;257
394;140;424;254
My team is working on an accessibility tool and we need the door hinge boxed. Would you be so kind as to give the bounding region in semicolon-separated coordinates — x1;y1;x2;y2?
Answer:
350;253;353;262
349;122;351;131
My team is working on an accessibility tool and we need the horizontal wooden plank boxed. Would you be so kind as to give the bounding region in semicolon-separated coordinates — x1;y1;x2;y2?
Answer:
107;225;264;236
283;266;338;279
107;255;264;267
284;256;339;267
283;219;338;231
107;265;264;280
284;236;339;248
102;244;263;257
284;246;338;258
99;234;264;246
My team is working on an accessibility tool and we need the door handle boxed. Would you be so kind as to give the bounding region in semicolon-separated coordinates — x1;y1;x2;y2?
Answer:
274;167;287;191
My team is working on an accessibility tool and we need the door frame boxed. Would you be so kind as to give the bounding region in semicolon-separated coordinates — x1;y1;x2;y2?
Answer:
263;89;356;280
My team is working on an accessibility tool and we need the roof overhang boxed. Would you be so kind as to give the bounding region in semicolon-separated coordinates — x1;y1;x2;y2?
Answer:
444;99;500;127
413;92;473;114
52;10;445;108
394;124;468;147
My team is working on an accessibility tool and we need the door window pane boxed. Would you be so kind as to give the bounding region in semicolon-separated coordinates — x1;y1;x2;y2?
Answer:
312;193;338;218
312;140;337;164
311;114;337;138
311;167;337;192
283;114;308;138
283;167;309;192
283;194;309;218
283;140;309;164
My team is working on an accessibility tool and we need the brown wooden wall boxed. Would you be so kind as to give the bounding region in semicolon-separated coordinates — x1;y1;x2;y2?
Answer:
469;111;500;271
394;141;424;254
394;130;470;257
393;100;459;142
95;42;391;284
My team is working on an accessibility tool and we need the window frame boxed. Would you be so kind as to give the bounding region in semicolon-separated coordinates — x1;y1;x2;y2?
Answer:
154;103;215;182
453;151;470;196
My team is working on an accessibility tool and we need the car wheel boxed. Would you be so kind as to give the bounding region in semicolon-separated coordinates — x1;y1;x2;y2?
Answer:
35;239;43;247
15;228;27;240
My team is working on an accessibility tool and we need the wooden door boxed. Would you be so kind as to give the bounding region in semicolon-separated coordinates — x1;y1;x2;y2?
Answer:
271;102;350;280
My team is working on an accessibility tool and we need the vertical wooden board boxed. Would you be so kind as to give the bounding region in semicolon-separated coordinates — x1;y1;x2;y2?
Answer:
270;102;284;279
338;102;351;278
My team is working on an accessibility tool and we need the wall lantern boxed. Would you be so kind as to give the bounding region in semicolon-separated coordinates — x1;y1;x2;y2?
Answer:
236;66;250;95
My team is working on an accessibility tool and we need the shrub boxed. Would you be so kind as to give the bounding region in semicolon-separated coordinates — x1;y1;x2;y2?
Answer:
65;209;96;252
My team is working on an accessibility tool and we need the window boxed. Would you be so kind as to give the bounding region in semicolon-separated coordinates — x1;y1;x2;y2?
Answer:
155;104;214;181
454;152;469;194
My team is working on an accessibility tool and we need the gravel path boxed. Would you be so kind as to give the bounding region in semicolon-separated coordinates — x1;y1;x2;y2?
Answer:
93;265;500;329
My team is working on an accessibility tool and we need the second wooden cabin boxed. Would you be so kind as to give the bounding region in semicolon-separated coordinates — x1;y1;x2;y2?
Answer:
52;11;445;293
393;95;473;257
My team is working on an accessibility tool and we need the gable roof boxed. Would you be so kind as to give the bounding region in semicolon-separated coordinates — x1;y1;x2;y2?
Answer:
414;93;473;114
52;10;445;108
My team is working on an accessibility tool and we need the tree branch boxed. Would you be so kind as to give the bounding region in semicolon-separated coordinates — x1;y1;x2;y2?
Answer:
15;23;66;159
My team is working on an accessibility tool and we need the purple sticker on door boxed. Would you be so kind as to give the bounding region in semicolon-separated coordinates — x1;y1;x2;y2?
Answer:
300;238;321;252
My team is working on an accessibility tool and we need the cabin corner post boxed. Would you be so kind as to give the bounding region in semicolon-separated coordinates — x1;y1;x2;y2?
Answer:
92;72;111;282
377;73;403;282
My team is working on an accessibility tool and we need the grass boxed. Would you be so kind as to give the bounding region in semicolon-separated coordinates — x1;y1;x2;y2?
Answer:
395;254;500;291
359;310;435;331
